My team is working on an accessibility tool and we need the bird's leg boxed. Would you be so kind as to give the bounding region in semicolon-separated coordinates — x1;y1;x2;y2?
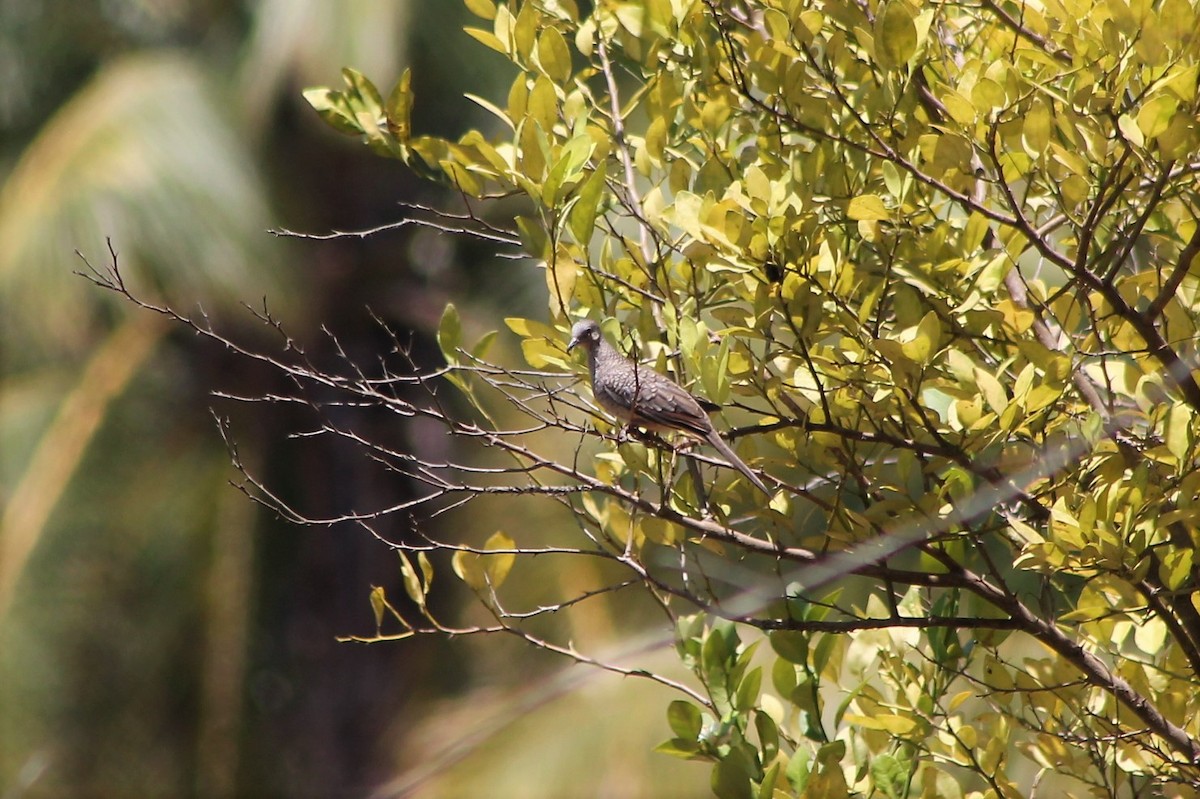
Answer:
685;457;712;517
616;424;658;448
628;427;669;448
652;447;671;509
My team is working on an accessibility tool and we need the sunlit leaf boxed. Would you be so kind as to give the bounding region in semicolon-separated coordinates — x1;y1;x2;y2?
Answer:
847;193;889;221
875;1;918;68
463;0;496;20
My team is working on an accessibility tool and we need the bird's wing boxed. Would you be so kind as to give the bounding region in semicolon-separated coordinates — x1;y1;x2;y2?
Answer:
620;368;713;437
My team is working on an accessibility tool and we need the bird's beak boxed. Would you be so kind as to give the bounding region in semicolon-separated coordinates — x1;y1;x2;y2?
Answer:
567;336;580;352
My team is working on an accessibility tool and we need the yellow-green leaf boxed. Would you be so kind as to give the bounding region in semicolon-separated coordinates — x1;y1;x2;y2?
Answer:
463;0;496;20
303;87;361;136
1134;616;1167;655
875;1;918;68
537;26;572;83
342;68;383;117
512;0;538;60
504;315;560;341
483;531;516;588
521;336;570;368
369;585;386;630
385;69;413;141
1166;402;1191;460
901;310;941;365
974;366;1008;414
847;193;889;221
849;715;914;743
545;258;578;317
1161;549;1194;591
1118;113;1145;147
451;549;485;591
1023;99;1051;156
464;26;508;54
1138;94;1178;139
398;551;426;608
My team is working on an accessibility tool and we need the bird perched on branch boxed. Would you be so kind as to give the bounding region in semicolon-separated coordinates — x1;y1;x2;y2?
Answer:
567;319;770;495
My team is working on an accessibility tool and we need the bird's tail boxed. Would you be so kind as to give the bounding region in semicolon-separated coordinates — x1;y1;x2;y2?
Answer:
706;430;771;495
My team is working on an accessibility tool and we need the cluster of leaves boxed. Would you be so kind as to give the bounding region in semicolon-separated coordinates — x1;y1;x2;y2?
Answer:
292;0;1200;796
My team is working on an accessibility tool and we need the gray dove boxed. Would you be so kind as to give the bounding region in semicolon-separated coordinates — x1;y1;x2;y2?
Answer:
567;319;770;495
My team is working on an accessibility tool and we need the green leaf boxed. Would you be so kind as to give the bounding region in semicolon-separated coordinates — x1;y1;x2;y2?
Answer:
712;756;753;799
870;754;909;799
755;711;780;762
734;666;762;711
568;162;607;244
700;333;732;405
667;700;704;739
543;133;595;204
471;329;498;361
811;632;838;676
785;748;812;795
758;761;780;799
769;630;809;664
702;626;732;680
875;1;918;68
438;303;462;364
771;657;798;695
515;213;550;258
655;737;701;759
439;159;482;196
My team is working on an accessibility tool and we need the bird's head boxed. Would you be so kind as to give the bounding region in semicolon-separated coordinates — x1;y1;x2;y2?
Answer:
567;319;602;353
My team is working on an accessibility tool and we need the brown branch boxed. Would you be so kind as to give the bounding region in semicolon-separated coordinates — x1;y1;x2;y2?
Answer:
979;0;1072;63
754;615;1026;632
939;553;1200;762
1146;221;1200;320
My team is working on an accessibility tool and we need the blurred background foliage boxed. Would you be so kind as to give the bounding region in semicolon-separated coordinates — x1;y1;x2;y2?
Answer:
0;1;704;796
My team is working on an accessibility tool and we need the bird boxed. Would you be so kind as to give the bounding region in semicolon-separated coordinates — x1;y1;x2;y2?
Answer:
567;319;771;495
